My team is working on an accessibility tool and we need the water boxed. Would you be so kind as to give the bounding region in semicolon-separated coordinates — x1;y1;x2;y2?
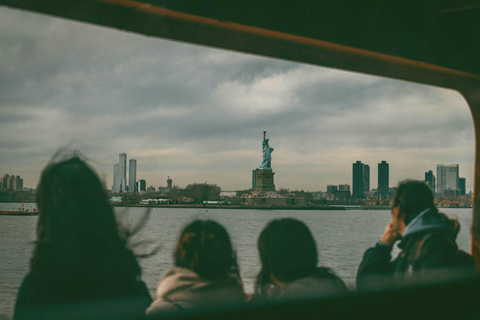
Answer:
0;204;474;319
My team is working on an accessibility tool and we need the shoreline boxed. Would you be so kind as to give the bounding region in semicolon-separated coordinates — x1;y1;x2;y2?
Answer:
111;204;387;210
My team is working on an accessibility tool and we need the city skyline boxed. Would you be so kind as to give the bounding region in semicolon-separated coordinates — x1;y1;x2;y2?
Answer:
0;7;475;192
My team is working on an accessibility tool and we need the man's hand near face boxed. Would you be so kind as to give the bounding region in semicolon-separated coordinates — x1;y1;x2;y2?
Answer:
380;221;403;246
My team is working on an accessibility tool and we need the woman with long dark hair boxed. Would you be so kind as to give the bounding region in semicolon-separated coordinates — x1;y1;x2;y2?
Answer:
254;218;347;301
146;220;245;314
14;156;151;320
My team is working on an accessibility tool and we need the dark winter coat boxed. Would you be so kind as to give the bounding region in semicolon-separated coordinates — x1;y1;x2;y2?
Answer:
14;273;152;320
356;208;476;291
253;267;348;301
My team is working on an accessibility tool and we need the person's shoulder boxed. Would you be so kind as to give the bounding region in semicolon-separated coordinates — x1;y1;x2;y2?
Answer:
420;232;456;251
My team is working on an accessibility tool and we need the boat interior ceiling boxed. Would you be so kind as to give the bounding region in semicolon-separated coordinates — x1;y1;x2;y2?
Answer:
2;1;480;319
1;0;480;89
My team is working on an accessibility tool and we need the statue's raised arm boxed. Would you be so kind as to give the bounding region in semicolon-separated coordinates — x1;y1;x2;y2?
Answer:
260;130;274;169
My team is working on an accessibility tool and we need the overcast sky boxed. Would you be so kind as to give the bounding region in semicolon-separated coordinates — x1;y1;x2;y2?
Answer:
0;7;475;192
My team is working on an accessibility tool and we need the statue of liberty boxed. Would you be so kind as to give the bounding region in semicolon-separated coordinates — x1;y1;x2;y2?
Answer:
260;130;274;169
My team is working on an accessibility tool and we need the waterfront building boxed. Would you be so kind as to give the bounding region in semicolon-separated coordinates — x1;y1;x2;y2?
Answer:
220;191;240;198
327;185;338;195
378;160;389;200
12;175;23;191
167;176;172;189
0;174;9;190
113;153;128;193
310;191;325;200
353;161;369;198
425;170;436;194
113;163;120;192
139;179;146;192
437;164;459;194
338;184;350;192
158;186;170;195
335;190;351;201
129;159;137;192
6;175;14;190
119;153;127;192
252;169;257;190
363;164;370;193
0;174;23;191
459;177;466;196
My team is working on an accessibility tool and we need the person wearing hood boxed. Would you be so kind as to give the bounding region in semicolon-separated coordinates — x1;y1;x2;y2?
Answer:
356;180;475;291
146;220;246;314
252;218;348;301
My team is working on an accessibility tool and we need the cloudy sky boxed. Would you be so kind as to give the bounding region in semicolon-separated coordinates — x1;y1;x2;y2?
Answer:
0;7;475;192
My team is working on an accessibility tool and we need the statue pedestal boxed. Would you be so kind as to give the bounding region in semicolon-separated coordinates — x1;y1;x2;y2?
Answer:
255;169;275;192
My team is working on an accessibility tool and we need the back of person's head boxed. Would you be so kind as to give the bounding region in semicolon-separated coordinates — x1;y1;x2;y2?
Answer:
32;156;140;290
258;218;317;282
175;220;235;280
393;180;435;225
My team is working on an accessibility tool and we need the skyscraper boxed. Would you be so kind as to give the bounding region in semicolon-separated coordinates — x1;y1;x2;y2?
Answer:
129;159;137;193
363;164;370;193
113;163;120;192
119;153;127;192
436;164;459;194
459;177;466;196
425;170;435;194
378;160;389;199
353;161;369;198
139;179;146;192
12;175;23;191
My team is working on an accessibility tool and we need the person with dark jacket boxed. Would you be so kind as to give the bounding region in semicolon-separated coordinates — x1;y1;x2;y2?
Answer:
14;156;152;320
253;218;348;301
357;180;475;291
146;220;245;314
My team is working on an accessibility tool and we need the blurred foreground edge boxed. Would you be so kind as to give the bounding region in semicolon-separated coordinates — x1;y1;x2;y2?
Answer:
3;2;480;320
17;274;480;320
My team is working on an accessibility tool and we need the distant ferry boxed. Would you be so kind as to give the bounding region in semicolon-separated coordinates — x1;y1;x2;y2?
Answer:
0;203;38;216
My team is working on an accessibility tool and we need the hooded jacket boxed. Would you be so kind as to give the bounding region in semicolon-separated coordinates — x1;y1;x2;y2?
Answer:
146;267;246;314
356;208;475;291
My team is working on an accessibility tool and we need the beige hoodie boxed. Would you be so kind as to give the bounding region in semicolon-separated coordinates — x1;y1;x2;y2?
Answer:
146;267;245;315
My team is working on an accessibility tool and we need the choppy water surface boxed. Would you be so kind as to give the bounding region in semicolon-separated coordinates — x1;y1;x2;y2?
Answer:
0;205;474;319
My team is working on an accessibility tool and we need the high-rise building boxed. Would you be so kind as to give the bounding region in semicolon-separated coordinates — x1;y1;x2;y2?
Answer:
129;159;137;193
353;161;369;198
6;175;14;190
338;184;350;191
363;164;370;193
113;163;120;192
0;174;22;191
167;176;172;189
112;153;128;193
12;175;23;191
378;160;389;200
327;185;338;195
436;164;459;194
139;179;146;192
1;174;9;190
119;153;127;192
425;170;436;194
459;177;466;196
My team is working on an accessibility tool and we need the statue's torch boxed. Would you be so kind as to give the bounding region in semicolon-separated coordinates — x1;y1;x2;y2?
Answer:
263;130;266;141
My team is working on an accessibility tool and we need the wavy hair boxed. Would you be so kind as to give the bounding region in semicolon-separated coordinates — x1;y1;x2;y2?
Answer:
174;220;236;280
